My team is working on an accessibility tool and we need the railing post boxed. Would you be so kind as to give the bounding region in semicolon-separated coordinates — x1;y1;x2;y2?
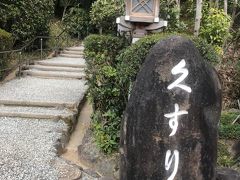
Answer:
18;51;22;77
55;37;58;56
40;38;43;59
67;37;69;47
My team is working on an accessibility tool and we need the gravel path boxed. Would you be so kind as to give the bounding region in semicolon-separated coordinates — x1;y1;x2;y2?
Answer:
0;76;87;106
0;117;67;180
0;46;87;179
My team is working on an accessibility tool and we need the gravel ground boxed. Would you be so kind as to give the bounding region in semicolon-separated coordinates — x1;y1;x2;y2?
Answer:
0;117;67;180
0;77;87;105
0;46;88;179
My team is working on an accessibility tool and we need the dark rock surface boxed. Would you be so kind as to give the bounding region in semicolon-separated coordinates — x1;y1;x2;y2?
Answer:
216;168;240;180
78;129;119;179
120;36;222;180
231;140;240;158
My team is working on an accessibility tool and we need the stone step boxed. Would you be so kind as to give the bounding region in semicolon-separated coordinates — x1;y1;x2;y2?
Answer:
0;99;77;109
0;77;87;110
28;65;85;73
66;47;84;51
36;60;86;68
0;105;75;120
23;70;86;80
62;50;84;55
59;54;84;58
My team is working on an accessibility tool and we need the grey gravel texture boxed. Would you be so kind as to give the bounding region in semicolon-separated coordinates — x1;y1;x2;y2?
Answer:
0;76;87;106
0;46;89;179
0;117;67;180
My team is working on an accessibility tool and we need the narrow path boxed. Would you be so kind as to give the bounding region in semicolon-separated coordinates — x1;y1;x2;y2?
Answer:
0;46;88;179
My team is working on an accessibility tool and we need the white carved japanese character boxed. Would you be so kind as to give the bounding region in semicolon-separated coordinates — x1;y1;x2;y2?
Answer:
164;103;188;136
167;59;192;93
165;150;179;180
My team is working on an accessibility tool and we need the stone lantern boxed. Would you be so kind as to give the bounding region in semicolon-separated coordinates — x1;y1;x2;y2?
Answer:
117;0;167;42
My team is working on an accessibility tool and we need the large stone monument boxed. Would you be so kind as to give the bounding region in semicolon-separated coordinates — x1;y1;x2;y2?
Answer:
120;36;222;180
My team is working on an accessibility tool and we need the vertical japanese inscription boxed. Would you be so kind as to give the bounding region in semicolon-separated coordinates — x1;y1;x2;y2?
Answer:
164;59;192;180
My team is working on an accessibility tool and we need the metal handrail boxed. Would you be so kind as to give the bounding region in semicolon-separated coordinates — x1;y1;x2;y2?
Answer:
0;28;72;78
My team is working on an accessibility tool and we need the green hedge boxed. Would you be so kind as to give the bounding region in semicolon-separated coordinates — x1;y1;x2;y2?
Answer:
85;33;219;153
84;34;127;153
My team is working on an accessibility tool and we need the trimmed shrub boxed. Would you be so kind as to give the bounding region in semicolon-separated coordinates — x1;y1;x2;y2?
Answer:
85;33;219;153
84;34;127;153
63;7;91;39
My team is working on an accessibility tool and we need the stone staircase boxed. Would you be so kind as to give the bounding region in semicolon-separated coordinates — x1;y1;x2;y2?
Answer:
0;45;88;179
23;47;86;80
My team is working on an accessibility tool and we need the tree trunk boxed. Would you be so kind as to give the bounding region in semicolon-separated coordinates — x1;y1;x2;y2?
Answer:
175;0;181;20
224;0;228;14
209;0;213;8
62;6;67;21
194;0;203;37
99;27;103;35
230;0;238;28
215;0;219;9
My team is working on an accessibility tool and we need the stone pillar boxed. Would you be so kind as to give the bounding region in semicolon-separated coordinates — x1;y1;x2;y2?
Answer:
120;36;222;180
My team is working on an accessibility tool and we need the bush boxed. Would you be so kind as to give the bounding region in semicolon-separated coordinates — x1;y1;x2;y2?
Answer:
0;28;13;79
63;6;91;39
84;34;127;153
0;28;13;51
200;8;231;49
0;0;54;42
92;110;121;154
219;112;240;139
47;20;77;50
90;0;124;34
85;33;219;153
